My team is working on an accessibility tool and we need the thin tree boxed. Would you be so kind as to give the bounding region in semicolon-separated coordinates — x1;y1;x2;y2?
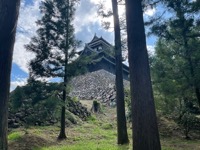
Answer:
125;0;161;149
25;0;79;140
111;0;129;144
0;0;21;149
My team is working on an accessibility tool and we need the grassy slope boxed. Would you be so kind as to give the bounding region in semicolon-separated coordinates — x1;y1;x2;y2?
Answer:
8;101;200;150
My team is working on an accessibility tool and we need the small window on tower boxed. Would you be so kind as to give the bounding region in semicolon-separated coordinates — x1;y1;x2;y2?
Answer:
99;46;102;50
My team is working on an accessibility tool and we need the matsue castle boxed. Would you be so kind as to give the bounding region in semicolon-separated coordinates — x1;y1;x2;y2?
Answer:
78;35;129;81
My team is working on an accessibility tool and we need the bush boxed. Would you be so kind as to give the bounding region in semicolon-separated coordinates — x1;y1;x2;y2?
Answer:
178;106;200;139
91;100;102;113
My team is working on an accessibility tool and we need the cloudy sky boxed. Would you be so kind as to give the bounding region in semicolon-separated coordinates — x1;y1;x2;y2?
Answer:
11;0;156;91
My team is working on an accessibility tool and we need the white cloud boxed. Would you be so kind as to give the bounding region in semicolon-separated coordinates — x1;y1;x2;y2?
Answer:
144;7;156;16
74;0;114;45
10;77;27;91
88;0;124;32
15;0;157;74
13;0;41;73
147;45;155;56
74;0;101;33
14;0;109;73
74;0;114;35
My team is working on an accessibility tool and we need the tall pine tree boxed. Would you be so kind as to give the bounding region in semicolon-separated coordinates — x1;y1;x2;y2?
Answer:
111;0;129;144
150;0;200;107
0;0;21;149
25;0;79;140
125;0;161;149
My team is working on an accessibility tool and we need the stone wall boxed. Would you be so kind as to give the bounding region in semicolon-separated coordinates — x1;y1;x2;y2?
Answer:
69;69;129;105
8;99;90;128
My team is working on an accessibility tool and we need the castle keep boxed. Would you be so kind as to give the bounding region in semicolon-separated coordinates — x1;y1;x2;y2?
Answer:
78;35;129;80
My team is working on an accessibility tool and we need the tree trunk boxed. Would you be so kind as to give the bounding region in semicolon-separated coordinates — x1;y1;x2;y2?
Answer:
57;39;67;140
195;88;200;107
0;0;21;149
111;0;129;145
91;100;101;113
125;0;161;149
57;0;70;140
57;48;68;140
57;88;67;140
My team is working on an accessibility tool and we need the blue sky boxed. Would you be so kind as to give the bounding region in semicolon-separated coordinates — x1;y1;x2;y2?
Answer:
11;0;156;91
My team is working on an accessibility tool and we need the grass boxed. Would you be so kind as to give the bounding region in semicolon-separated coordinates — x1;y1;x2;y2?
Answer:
8;131;23;141
38;140;130;150
8;102;200;150
161;137;200;150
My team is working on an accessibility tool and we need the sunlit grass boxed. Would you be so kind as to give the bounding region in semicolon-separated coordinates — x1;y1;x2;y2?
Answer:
8;131;23;141
37;140;130;150
34;113;131;150
8;106;200;150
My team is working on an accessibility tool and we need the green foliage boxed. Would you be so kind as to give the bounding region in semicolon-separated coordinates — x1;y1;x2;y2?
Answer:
25;0;81;79
71;96;79;102
9;80;62;126
11;78;61;105
10;86;25;110
178;112;197;139
8;132;22;141
8;106;200;150
91;100;102;113
25;0;90;83
65;110;78;124
151;38;200;114
149;0;200;111
93;100;98;106
177;103;200;139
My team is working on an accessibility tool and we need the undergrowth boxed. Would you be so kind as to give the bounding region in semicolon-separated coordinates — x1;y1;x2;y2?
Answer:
8;105;200;150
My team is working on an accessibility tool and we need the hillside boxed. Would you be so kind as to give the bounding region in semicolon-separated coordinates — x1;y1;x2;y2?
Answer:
8;100;200;150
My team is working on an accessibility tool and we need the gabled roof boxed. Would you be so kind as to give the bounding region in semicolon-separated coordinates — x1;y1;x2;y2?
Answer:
77;43;98;55
90;34;99;43
89;51;129;73
87;35;113;48
78;34;112;55
78;34;129;73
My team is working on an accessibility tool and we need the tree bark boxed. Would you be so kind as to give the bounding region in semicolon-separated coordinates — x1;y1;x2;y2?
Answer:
57;0;70;140
125;0;161;149
0;0;21;149
111;0;129;145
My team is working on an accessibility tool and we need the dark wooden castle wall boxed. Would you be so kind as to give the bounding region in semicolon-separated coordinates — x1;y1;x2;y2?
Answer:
87;59;129;81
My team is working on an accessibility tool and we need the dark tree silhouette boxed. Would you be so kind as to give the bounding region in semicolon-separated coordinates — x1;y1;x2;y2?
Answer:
111;0;129;144
125;0;161;149
0;0;21;149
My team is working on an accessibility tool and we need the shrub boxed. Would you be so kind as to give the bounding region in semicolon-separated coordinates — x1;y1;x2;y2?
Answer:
178;105;200;139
